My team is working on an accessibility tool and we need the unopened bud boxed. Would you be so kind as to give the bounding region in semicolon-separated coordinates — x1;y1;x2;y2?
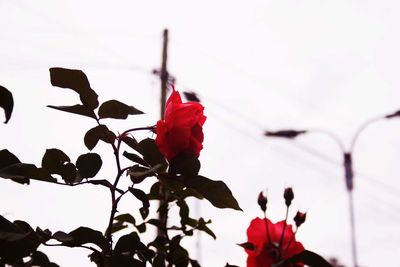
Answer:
257;191;268;212
294;211;306;227
283;187;294;207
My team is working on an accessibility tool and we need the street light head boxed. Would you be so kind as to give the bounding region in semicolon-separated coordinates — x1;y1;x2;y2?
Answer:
385;110;400;119
264;129;307;139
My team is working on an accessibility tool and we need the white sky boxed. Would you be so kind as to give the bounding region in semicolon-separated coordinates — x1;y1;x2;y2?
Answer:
2;1;400;266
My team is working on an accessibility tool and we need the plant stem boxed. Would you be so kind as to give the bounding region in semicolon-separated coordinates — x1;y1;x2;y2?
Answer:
279;206;289;250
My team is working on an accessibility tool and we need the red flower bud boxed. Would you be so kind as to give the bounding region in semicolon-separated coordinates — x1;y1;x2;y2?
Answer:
294;211;306;227
257;191;267;212
283;187;294;207
155;87;206;161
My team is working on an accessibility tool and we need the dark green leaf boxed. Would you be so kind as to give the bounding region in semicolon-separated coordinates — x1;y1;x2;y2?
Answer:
52;231;73;243
137;138;166;168
123;151;148;167
0;163;35;184
41;149;70;174
129;187;150;219
30;251;51;266
197;218;215;239
237;242;255;251
169;153;200;177
0;149;20;169
272;250;333;267
109;221;128;235
190;259;201;267
29;168;57;183
62;227;105;248
129;164;163;184
0;231;30;242
0;85;13;123
84;125;116;150
47;104;97;119
114;214;136;225
98;100;144;119
49;67;99;109
153;254;166;267
185;176;242;211
170;245;189;266
35;227;52;243
121;136;140;151
76;153;102;178
114;233;147;254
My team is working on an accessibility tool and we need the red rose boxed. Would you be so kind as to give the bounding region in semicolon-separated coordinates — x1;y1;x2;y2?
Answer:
245;217;304;267
156;88;206;160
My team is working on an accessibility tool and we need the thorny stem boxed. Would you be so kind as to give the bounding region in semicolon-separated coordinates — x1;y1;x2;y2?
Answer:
103;126;156;255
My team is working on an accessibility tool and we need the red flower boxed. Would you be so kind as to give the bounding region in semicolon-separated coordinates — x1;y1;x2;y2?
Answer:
245;217;304;267
156;87;206;160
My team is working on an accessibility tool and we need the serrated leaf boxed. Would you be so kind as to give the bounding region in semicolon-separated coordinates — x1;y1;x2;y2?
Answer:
76;153;102;178
98;100;144;119
47;104;97;119
185;176;242;211
49;67;98;109
0;85;13;123
84;125;116;150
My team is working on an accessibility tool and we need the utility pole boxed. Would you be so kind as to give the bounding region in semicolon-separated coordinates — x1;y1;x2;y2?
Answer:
158;29;169;238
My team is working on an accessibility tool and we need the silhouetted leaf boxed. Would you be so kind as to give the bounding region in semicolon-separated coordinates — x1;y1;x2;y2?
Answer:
0;150;30;184
52;231;73;243
84;125;116;150
98;100;144;119
115;214;136;225
76;153;102;179
35;227;52;243
121;136;140;151
49;67;99;109
169;153;200;177
114;233;147;254
225;263;239;267
0;163;35;184
47;104;97;119
0;85;13;123
41;149;70;174
197;218;215;239
237;242;255;251
129;188;150;219
137;138;166;168
272;250;333;267
129;164;163;184
62;227;105;248
123;151;148;167
185;176;242;211
0;149;20;169
190;259;201;267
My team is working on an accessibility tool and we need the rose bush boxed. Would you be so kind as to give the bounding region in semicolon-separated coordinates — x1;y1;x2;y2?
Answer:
245;217;304;267
156;87;206;160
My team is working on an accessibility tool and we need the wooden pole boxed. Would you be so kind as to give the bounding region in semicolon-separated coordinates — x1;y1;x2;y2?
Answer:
158;29;168;238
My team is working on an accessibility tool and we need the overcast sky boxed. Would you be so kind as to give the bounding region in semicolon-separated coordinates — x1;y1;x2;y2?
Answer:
2;1;400;266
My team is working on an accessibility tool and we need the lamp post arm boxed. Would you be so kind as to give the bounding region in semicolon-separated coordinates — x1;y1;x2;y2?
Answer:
349;115;385;153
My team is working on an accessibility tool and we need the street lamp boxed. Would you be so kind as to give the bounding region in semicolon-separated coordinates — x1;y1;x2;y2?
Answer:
264;110;400;267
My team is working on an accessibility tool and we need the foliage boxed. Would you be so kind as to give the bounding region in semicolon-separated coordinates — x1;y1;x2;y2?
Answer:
0;68;241;266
